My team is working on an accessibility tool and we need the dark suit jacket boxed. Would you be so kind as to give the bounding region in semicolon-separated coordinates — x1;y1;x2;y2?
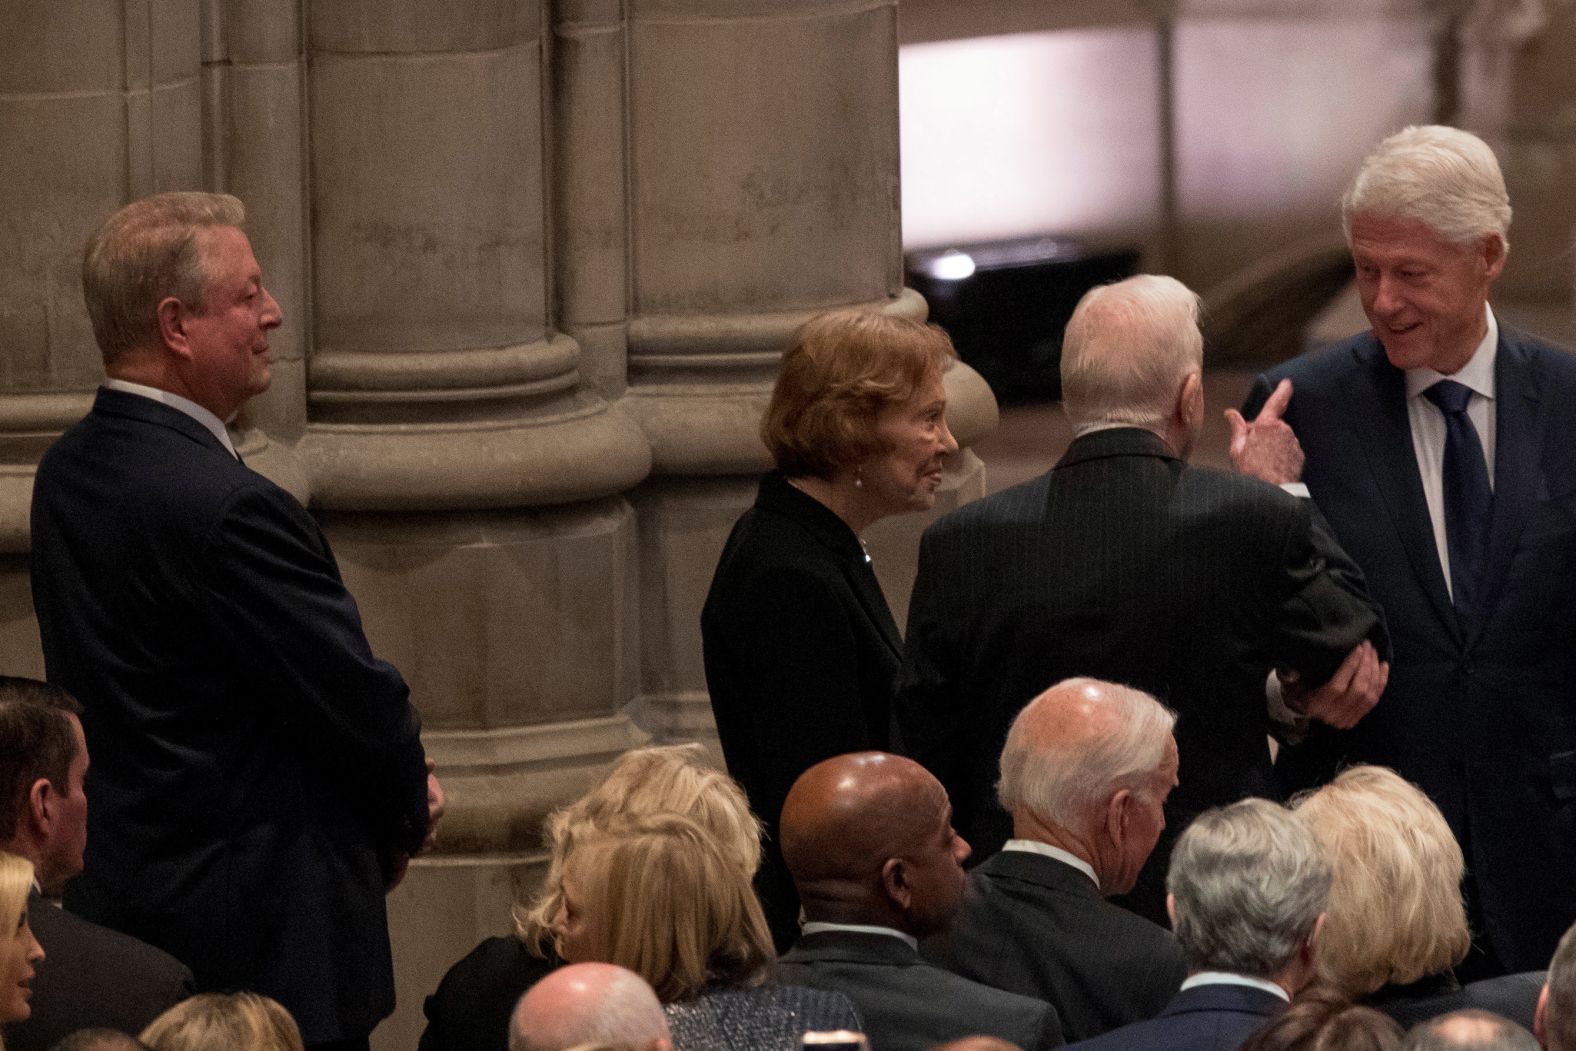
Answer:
1062;983;1284;1051
418;937;560;1051
702;471;904;948
776;929;1064;1051
1248;327;1576;970
3;889;194;1051
895;428;1385;888
30;388;430;1044
921;850;1188;1043
1369;970;1545;1031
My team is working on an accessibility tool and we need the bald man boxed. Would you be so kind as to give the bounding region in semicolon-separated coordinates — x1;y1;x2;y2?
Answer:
1404;1009;1541;1051
508;963;670;1051
774;752;1063;1051
923;679;1187;1042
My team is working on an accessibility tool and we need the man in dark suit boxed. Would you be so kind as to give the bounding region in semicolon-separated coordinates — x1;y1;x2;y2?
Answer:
922;679;1187;1042
1240;125;1576;977
775;751;1063;1051
896;273;1388;916
1064;798;1329;1051
0;678;193;1051
29;192;442;1050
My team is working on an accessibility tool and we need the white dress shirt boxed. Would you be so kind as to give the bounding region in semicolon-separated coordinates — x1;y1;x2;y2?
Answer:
103;378;240;460
799;921;918;950
1179;971;1290;1002
1002;838;1099;888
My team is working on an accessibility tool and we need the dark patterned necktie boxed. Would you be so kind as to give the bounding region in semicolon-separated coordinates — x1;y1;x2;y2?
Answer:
1424;379;1492;618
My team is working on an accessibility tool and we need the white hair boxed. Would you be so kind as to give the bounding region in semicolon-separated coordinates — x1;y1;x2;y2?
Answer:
511;965;669;1051
1167;799;1331;980
1341;125;1511;250
1059;274;1203;434
997;678;1177;829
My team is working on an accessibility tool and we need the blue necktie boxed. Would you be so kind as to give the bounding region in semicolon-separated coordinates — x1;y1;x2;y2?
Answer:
1424;379;1492;618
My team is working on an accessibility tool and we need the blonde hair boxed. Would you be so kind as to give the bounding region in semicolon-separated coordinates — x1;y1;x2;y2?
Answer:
559;813;773;1003
1060;275;1204;433
0;851;36;1040
140;993;303;1051
1341;125;1511;250
1291;766;1471;996
82;191;247;363
761;309;955;479
514;745;761;954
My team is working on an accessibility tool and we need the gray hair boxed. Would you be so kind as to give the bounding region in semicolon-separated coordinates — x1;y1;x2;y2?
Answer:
1059;274;1204;433
1400;1010;1540;1051
997;678;1177;829
82;191;247;364
1167;798;1331;979
1341;125;1511;250
1545;921;1576;1051
512;965;669;1051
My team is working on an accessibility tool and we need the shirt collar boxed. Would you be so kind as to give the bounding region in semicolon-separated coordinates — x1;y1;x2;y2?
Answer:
1404;303;1498;402
1180;972;1291;1002
103;378;238;458
1002;839;1100;889
799;922;918;950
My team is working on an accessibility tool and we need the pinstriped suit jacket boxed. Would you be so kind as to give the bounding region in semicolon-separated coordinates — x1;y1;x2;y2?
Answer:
895;427;1385;882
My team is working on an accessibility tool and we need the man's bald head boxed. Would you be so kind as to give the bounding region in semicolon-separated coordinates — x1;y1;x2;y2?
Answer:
1402;1009;1539;1051
509;963;670;1051
780;751;969;937
998;678;1178;894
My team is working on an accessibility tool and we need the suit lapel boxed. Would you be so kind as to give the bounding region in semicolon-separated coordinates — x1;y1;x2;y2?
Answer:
1342;342;1460;641
1469;331;1543;648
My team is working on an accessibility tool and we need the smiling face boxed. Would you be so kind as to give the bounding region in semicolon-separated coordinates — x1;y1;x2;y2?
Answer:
1350;212;1503;376
863;373;957;518
1;906;43;1023
177;225;282;420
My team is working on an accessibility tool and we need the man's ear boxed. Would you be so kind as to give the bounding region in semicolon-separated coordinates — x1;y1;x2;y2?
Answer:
1105;789;1132;845
1305;913;1326;964
25;778;52;838
1481;233;1507;283
156;295;195;359
1177;372;1202;427
1165;893;1178;928
1535;983;1549;1047
881;856;912;911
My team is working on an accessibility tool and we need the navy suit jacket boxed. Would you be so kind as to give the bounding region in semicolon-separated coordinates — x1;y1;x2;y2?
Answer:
30;388;430;1044
1248;327;1576;970
922;850;1188;1043
1062;983;1284;1051
776;929;1064;1051
895;428;1385;896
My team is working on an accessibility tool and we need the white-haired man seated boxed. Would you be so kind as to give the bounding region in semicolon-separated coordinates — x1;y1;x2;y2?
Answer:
922;678;1187;1042
1064;798;1331;1051
509;964;670;1051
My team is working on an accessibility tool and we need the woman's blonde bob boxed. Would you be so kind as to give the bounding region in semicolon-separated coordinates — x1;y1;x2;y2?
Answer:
556;813;774;1003
140;992;305;1051
1290;765;1472;996
760;309;955;480
513;744;762;956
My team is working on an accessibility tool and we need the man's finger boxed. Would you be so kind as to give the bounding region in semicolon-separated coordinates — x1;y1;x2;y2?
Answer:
1256;379;1294;423
1224;408;1248;442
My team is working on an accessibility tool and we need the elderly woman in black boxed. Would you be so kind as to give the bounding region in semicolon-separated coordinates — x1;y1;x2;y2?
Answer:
701;308;959;948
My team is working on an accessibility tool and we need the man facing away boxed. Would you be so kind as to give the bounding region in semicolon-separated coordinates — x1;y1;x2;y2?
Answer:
775;751;1064;1051
897;273;1388;920
1240;124;1576;976
921;678;1188;1043
29;192;442;1051
0;677;192;1051
509;963;671;1051
1064;798;1330;1051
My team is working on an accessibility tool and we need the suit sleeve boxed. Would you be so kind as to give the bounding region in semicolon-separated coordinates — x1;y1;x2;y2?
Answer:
893;525;970;805
1265;494;1390;687
198;483;429;857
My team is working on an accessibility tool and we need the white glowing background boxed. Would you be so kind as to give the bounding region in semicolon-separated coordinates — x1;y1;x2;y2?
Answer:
899;29;1163;252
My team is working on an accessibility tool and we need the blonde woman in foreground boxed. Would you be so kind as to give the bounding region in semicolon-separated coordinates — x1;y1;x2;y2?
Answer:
140;992;303;1051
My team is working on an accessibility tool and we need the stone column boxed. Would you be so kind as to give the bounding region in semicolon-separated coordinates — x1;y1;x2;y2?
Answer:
0;0;205;665
615;0;996;748
298;5;651;1047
